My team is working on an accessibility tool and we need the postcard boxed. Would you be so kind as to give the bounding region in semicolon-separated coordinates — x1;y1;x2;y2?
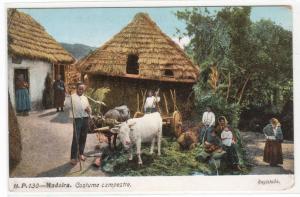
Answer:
4;0;297;195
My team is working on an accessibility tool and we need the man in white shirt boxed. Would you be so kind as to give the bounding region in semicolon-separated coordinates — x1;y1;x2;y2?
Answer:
67;82;91;165
199;106;215;144
144;90;160;113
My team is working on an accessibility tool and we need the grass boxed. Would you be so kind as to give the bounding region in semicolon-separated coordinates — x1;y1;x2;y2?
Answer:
100;137;250;176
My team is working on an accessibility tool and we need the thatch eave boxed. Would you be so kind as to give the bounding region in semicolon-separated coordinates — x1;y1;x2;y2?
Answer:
86;71;197;84
8;9;75;65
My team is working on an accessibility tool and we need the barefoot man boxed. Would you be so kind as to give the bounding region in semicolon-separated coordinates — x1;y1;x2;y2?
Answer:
68;82;91;165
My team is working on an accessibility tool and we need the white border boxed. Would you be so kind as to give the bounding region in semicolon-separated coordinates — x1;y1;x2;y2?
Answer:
1;0;300;196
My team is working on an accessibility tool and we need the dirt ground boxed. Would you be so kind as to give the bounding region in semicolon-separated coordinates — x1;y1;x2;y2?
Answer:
10;109;106;177
10;109;294;177
240;131;294;175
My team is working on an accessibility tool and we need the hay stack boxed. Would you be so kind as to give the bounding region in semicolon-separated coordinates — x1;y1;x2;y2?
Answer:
65;64;82;92
8;9;74;64
9;94;22;173
79;12;199;83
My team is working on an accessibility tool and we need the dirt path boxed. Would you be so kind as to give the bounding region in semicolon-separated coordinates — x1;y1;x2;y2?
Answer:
240;131;294;175
10;109;106;177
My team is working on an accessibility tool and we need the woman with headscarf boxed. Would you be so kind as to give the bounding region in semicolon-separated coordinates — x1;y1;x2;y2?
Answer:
15;74;31;115
263;118;283;166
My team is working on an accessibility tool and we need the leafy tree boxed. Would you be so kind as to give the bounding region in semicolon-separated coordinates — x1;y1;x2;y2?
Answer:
176;7;292;116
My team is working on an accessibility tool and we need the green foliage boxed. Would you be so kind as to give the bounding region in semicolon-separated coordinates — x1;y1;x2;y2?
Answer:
176;7;292;109
193;86;241;128
85;87;110;115
101;137;249;176
101;138;213;176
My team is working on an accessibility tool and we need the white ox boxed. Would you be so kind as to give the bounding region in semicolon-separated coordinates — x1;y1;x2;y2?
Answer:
112;112;162;165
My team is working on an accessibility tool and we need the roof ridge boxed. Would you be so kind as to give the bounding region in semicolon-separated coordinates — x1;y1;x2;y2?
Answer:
8;9;75;64
79;12;199;82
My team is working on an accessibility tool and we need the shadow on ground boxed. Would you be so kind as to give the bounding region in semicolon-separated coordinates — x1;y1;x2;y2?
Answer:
50;112;72;123
250;165;293;175
36;162;74;177
38;110;57;118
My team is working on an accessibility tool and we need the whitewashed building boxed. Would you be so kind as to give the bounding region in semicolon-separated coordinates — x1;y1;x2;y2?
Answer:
8;9;75;110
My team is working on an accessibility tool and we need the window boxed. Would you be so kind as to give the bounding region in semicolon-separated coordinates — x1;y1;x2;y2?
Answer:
126;54;139;75
164;69;174;77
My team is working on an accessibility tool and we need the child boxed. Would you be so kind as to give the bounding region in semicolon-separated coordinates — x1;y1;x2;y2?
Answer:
221;127;241;171
221;127;233;147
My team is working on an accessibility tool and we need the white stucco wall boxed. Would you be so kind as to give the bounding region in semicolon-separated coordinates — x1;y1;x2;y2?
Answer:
8;56;52;110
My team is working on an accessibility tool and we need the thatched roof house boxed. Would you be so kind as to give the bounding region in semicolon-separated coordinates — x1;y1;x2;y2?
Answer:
79;12;199;83
8;9;75;110
77;13;199;116
8;9;74;64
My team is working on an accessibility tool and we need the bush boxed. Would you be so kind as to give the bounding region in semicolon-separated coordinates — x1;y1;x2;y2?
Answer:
193;87;241;128
85;87;110;115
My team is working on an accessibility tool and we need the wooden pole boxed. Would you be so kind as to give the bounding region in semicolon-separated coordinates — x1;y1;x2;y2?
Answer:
137;93;140;112
174;89;178;111
170;89;175;112
140;89;147;112
70;95;82;171
163;93;169;115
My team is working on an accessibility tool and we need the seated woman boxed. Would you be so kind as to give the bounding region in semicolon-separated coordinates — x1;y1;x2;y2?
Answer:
215;116;232;138
221;127;241;171
263;118;283;166
203;127;223;154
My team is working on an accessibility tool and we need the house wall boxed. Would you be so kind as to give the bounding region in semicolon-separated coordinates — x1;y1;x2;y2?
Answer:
8;56;53;110
88;74;195;119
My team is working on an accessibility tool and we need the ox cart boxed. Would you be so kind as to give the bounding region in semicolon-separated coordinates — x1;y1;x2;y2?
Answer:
134;89;183;138
87;88;183;152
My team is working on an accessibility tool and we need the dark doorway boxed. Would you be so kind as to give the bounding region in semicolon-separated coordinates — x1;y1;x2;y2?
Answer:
14;69;29;92
54;64;65;81
14;69;30;104
126;54;139;75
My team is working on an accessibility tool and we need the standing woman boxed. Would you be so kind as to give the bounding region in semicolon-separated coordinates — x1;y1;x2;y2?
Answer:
53;74;66;112
15;74;31;116
263;118;283;166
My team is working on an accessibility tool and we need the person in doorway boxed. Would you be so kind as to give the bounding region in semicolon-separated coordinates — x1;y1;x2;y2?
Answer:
53;74;65;112
144;90;160;113
199;106;215;144
66;82;91;165
263;118;283;166
15;74;31;116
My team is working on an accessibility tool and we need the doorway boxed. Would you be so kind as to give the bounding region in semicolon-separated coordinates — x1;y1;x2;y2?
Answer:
54;64;65;81
14;69;29;91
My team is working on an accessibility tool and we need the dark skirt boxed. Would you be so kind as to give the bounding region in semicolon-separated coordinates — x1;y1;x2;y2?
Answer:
223;145;239;165
263;140;283;165
15;88;31;112
54;90;65;108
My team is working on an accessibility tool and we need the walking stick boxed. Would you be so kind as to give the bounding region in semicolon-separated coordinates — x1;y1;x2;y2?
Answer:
70;95;82;171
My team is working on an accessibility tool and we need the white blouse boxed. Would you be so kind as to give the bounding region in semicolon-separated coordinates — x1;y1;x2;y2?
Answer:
65;93;91;118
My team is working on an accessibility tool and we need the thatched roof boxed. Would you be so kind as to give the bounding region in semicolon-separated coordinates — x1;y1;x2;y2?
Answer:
8;9;75;64
79;12;199;83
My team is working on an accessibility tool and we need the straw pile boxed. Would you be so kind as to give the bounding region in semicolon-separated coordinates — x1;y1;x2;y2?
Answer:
8;9;74;64
9;94;22;173
79;12;199;83
65;64;81;92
